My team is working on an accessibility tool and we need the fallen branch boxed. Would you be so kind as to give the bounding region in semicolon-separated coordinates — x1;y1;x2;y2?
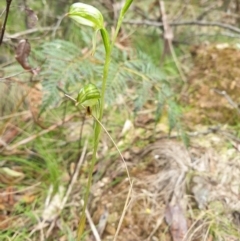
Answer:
83;200;102;241
3;26;59;42
6;114;75;151
124;20;240;35
0;0;12;45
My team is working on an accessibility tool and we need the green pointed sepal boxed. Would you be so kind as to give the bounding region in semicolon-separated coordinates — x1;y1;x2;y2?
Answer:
76;83;101;109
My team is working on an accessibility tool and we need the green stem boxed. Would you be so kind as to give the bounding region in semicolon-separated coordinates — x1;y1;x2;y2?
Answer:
77;30;111;241
112;15;124;46
77;12;127;241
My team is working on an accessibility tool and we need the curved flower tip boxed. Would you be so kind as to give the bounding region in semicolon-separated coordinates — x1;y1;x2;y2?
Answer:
68;2;104;31
77;83;101;108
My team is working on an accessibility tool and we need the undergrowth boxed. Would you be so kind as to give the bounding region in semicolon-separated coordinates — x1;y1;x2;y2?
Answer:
36;36;184;136
0;1;188;240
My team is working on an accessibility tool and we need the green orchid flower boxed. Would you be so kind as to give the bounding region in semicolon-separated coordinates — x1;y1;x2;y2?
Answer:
68;2;104;30
76;83;100;107
68;2;108;54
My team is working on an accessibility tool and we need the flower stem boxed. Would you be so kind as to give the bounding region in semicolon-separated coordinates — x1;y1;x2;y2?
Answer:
77;30;111;241
77;9;128;241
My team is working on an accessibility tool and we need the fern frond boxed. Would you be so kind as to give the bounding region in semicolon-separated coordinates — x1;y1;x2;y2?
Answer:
33;37;185;137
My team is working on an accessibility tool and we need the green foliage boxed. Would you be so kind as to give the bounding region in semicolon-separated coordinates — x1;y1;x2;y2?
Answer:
36;37;184;137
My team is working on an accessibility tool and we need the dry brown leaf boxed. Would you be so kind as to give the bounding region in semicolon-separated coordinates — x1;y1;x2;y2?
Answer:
165;204;188;241
15;39;31;69
24;7;38;29
0;168;25;184
1;167;24;178
15;39;40;75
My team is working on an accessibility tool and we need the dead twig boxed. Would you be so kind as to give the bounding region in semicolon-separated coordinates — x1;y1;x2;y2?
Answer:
83;200;102;241
196;2;220;20
1;182;41;196
30;213;46;241
158;1;186;82
52;14;66;38
145;216;164;241
124;20;240;35
172;0;190;23
2;26;58;43
213;88;240;115
158;0;173;61
60;139;88;210
5;114;75;151
0;0;12;46
42;140;88;239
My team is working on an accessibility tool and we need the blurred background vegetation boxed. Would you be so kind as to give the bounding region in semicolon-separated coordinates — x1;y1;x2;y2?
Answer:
1;0;240;240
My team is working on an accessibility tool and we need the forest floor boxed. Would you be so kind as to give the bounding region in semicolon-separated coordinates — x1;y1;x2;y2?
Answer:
1;44;240;241
1;112;240;241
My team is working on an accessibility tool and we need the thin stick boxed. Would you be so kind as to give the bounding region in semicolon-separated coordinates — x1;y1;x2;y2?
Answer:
0;8;6;18
0;0;12;45
0;70;28;82
42;141;88;239
124;20;240;35
158;1;186;82
1;182;41;196
65;94;77;103
52;14;66;38
0;110;30;121
7;115;75;151
84;201;101;241
213;88;240;115
2;26;58;43
60;139;88;210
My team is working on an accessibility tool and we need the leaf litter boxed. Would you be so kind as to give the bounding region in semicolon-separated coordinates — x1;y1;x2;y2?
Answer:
24;7;38;29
